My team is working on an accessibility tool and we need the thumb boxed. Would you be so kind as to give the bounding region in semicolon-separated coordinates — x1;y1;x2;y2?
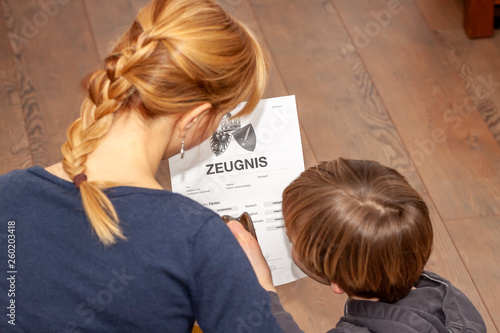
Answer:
227;220;250;240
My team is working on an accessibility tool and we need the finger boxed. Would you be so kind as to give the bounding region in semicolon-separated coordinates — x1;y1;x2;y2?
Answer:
227;221;261;252
227;220;250;240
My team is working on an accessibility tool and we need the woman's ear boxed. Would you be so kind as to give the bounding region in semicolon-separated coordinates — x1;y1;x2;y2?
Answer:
330;283;345;295
178;102;212;138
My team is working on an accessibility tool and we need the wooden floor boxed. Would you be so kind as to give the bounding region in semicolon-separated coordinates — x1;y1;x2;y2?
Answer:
1;0;499;331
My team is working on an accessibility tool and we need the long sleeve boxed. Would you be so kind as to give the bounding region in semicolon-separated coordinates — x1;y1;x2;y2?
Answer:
268;291;305;333
191;216;285;333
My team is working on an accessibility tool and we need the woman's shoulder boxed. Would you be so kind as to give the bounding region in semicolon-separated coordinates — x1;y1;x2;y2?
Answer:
0;166;44;190
109;186;226;238
153;192;227;237
152;191;223;231
112;186;218;222
0;166;35;179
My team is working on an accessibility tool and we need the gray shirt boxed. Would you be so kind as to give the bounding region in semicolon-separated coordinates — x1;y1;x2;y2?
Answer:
330;271;486;333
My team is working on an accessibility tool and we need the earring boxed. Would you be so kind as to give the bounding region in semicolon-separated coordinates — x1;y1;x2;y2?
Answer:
180;138;185;159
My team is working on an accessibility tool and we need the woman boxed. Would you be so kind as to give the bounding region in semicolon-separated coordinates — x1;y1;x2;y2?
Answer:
0;0;296;331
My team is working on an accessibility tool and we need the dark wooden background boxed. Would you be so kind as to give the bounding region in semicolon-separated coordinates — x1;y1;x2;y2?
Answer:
1;0;499;332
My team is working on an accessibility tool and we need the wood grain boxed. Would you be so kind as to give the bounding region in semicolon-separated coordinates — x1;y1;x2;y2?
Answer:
2;0;51;167
2;0;100;167
0;2;32;173
277;277;347;332
444;215;500;330
415;0;464;32
248;0;412;171
434;30;500;145
416;0;500;145
334;0;500;221
84;0;149;61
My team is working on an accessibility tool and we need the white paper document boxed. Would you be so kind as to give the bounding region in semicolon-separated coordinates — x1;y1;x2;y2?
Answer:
169;95;306;286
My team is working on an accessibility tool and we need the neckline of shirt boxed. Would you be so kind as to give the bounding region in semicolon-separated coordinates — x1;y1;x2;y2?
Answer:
27;166;173;197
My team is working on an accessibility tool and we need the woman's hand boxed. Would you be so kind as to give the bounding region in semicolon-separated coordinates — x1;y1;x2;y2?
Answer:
227;221;277;293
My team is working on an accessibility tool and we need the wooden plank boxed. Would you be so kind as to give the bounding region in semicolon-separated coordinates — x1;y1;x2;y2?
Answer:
416;0;500;145
0;3;32;173
464;0;495;38
334;0;500;221
415;0;463;32
433;30;500;145
249;0;496;331
415;24;500;327
277;277;348;333
246;0;419;185
2;0;101;167
444;216;500;330
84;0;149;61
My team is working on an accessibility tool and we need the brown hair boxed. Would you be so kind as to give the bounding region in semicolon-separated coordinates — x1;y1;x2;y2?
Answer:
61;0;268;245
282;158;433;303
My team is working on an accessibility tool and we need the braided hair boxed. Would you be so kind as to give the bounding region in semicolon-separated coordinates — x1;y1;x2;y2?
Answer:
61;0;268;245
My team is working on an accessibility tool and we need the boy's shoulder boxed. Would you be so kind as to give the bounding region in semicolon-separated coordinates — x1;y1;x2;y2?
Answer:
330;271;486;333
422;271;487;333
327;322;371;333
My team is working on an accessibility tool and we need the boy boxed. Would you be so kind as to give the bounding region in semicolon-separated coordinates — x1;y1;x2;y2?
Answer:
229;158;487;332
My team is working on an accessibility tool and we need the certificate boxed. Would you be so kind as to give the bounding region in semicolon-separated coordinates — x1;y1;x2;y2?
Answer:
169;95;306;286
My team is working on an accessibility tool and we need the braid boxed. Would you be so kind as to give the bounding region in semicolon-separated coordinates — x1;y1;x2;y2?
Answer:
60;0;268;246
62;65;132;245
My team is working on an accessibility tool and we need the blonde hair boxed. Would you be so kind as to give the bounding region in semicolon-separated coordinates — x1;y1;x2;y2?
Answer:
61;0;268;245
282;158;433;303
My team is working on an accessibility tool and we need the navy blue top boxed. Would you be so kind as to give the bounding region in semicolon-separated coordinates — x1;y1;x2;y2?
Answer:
0;167;284;332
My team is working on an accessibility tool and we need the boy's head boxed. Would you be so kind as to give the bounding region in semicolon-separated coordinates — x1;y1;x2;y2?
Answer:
282;158;433;303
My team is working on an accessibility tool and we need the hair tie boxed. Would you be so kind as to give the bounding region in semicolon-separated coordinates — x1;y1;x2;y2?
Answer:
73;173;88;188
